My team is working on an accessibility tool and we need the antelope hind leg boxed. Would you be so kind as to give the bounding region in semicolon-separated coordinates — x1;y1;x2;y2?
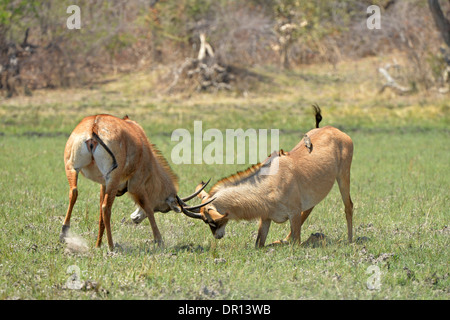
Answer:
60;168;79;242
95;185;106;248
337;174;353;243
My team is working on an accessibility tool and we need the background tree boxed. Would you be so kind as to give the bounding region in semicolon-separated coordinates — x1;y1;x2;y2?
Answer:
428;0;450;47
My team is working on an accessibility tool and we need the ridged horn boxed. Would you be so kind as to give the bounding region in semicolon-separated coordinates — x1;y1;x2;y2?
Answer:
180;178;211;203
181;197;216;213
176;195;213;220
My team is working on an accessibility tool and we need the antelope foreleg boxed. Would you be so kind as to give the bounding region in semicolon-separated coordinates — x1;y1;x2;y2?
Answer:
142;203;163;247
289;213;303;245
271;207;315;246
289;207;315;245
255;219;271;248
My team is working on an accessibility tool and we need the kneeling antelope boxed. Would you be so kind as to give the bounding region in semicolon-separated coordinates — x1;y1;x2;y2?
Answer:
179;107;354;248
61;114;212;250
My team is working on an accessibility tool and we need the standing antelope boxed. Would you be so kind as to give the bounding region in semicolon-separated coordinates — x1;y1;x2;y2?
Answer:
178;106;354;248
61;114;212;250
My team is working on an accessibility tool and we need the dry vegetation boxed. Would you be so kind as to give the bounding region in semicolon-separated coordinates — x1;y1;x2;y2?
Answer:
0;0;449;97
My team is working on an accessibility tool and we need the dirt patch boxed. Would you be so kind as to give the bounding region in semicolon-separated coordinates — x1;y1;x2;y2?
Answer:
358;246;394;264
302;233;327;248
64;232;89;255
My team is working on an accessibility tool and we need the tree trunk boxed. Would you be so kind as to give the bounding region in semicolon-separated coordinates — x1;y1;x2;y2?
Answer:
282;44;290;69
428;0;450;47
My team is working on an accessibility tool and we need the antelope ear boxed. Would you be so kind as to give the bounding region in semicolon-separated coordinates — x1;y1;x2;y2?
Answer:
195;181;209;200
204;208;228;223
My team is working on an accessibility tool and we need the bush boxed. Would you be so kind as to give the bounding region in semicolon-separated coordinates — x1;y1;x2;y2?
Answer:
0;0;448;95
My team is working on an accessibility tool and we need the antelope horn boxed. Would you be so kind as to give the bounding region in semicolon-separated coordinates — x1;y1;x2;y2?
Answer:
181;197;216;212
180;178;211;203
176;195;213;220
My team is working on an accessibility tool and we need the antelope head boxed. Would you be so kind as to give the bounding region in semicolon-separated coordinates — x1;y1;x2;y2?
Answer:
130;180;215;225
176;180;229;239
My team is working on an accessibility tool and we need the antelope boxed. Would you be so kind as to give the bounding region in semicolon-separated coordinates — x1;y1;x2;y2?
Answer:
178;106;354;248
61;114;213;250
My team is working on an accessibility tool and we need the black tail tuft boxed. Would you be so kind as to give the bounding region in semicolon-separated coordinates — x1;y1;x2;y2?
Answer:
312;104;322;128
92;131;118;178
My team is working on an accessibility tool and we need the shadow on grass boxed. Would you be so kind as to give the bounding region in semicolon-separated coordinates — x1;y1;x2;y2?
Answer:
266;232;371;249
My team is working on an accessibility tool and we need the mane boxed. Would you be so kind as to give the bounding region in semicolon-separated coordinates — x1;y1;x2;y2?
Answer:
123;115;179;190
209;149;287;196
150;143;179;190
209;162;265;196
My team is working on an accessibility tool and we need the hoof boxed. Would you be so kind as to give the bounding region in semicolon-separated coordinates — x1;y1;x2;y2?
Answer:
148;239;164;248
269;239;289;246
59;225;70;242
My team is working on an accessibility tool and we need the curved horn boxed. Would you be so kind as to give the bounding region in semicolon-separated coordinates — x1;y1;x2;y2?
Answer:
176;195;202;219
180;178;211;202
175;195;207;220
182;197;215;212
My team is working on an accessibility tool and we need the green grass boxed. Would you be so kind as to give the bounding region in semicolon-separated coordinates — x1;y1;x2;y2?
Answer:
0;58;449;300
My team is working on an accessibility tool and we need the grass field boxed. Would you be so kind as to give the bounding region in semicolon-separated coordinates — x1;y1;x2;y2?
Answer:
0;57;449;300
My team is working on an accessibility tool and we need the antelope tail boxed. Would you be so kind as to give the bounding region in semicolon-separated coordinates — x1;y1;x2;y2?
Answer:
312;104;322;128
91;126;118;178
